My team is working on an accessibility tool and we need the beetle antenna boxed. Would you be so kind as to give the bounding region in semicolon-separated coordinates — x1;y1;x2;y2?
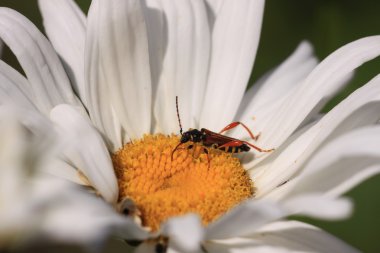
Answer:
175;96;183;135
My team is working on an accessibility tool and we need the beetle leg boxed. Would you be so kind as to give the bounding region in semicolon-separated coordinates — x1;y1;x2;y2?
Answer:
219;121;260;141
171;142;184;160
202;147;210;168
243;141;274;153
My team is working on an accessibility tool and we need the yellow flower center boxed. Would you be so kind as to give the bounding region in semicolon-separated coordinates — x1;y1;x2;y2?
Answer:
112;134;254;231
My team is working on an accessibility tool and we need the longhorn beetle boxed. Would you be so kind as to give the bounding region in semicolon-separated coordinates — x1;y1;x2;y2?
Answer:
171;96;273;164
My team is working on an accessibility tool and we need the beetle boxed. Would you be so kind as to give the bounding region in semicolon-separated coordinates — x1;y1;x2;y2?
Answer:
171;96;273;162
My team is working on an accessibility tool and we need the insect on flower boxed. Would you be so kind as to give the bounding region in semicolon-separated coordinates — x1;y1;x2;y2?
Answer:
172;96;274;164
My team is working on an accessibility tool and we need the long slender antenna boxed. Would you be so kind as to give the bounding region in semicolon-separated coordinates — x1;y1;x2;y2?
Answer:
175;96;183;135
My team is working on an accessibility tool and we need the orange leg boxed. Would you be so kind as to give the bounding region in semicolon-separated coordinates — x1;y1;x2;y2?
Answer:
218;140;274;153
171;143;197;160
189;144;210;168
219;121;260;141
202;146;211;168
243;141;274;153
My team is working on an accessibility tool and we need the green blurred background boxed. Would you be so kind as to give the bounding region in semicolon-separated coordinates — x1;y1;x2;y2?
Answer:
1;0;380;252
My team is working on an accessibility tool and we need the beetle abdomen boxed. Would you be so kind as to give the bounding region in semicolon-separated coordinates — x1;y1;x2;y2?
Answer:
218;144;250;153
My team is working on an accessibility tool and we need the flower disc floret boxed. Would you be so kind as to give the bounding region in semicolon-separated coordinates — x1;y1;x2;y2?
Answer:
113;134;254;231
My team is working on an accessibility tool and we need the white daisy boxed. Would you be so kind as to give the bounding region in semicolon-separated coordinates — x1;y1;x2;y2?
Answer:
0;0;379;252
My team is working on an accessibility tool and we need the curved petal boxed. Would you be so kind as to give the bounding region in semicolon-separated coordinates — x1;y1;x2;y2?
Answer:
252;220;359;253
245;116;319;180
271;126;380;201
0;60;37;110
38;0;87;103
141;0;165;117
205;238;289;253
200;0;265;130
85;1;122;150
50;104;118;204
0;8;82;115
205;221;358;253
252;74;380;197
38;179;149;248
40;159;89;186
149;0;210;133
205;194;351;240
86;0;152;142
253;36;380;152
204;0;224;26
0;105;52;140
237;41;318;121
283;195;353;220
85;24;123;151
0;106;53;206
162;214;204;253
0;117;30;202
205;200;285;240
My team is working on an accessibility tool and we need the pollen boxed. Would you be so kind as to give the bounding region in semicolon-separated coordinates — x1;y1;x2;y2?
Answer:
112;134;254;231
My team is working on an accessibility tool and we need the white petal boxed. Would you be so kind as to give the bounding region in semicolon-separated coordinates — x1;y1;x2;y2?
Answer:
200;0;265;130
0;60;37;110
238;41;318;121
245;117;319;183
251;220;360;253
252;74;380;197
283;195;353;220
50;104;118;204
204;0;224;23
204;221;360;253
0;105;52;140
38;180;148;248
0;38;3;57
253;36;380;153
0;8;82;115
86;42;123;150
149;0;210;133
205;200;285;240
0;106;53;207
85;1;122;150
162;214;204;253
299;126;380;177
205;237;290;253
205;194;351;241
38;0;87;103
274;126;380;200
86;0;152;141
0;117;30;201
40;159;88;186
188;0;211;127
141;0;165;112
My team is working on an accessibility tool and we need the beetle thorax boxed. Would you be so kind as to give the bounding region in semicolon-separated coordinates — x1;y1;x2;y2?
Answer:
181;129;205;143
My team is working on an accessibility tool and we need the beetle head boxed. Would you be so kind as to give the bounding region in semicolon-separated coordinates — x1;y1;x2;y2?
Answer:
180;132;191;143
